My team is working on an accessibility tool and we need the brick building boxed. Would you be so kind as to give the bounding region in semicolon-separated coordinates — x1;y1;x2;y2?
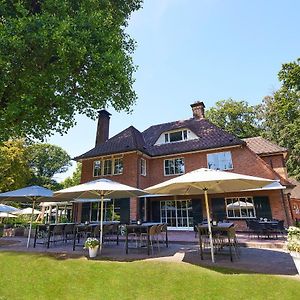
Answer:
74;101;294;230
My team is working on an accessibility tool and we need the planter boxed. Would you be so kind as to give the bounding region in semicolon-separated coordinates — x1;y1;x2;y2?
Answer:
290;251;300;275
88;246;99;258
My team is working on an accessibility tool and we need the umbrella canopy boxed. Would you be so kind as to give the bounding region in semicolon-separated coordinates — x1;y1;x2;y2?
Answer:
145;168;276;262
0;185;53;202
145;168;275;195
15;207;42;215
54;178;147;199
54;178;147;253
0;204;19;213
0;185;58;248
0;212;18;218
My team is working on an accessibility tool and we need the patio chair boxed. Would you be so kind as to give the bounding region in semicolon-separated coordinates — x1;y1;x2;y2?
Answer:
221;226;240;261
47;224;65;248
64;224;75;243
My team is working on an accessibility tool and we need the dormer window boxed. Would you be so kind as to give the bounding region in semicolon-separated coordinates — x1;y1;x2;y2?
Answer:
164;130;188;143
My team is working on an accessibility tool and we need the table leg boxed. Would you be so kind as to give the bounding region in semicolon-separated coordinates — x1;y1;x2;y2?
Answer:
228;235;233;262
73;229;76;251
166;228;168;248
199;234;203;260
125;230;128;254
147;228;150;256
33;227;38;248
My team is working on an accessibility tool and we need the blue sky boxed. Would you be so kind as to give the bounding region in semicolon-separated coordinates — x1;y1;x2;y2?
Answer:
49;0;300;181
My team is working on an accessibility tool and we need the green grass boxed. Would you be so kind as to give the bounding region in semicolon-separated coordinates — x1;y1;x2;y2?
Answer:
0;251;299;300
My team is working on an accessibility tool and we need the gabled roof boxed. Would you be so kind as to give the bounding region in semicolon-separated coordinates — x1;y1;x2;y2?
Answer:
243;136;287;156
75;117;245;160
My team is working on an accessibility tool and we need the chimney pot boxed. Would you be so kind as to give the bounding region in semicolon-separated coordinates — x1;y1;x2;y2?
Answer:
190;101;205;119
95;110;111;146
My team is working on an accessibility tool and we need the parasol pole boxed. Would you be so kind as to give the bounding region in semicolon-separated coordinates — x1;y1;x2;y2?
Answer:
203;188;215;263
99;193;104;254
26;198;36;248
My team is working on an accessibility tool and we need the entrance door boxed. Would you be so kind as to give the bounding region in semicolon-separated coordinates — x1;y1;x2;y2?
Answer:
160;200;193;230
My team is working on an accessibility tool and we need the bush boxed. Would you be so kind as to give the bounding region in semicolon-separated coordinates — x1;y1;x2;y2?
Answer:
287;226;300;252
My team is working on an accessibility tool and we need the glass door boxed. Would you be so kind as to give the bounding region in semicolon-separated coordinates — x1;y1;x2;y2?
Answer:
160;200;193;230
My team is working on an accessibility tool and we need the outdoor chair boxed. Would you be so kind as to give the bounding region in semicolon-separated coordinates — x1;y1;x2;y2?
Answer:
220;226;240;261
47;224;65;248
64;223;75;243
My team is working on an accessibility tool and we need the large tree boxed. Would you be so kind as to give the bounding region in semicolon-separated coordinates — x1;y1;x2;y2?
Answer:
262;58;300;179
27;143;71;178
206;99;262;139
0;0;142;141
0;140;31;192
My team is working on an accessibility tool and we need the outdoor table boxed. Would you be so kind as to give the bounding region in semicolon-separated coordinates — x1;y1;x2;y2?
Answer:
198;222;235;261
257;220;279;238
73;221;120;251
125;223;168;256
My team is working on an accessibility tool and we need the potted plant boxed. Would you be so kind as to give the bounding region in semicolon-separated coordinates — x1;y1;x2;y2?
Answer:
287;226;300;274
84;238;100;258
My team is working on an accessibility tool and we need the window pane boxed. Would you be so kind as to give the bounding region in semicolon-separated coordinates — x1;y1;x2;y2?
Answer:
175;158;185;174
93;161;102;176
104;160;112;175
114;158;123;175
169;131;183;142
226;196;255;219
207;151;233;170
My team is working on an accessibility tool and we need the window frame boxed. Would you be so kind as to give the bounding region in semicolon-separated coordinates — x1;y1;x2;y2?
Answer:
140;158;147;176
164;157;185;176
93;160;102;177
164;129;188;144
225;196;256;219
113;158;123;175
207;151;233;171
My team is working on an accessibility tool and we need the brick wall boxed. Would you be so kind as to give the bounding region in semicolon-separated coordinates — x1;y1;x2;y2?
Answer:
79;145;291;225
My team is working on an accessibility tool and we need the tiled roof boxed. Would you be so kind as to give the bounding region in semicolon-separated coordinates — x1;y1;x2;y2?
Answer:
243;136;287;155
75;126;147;159
75;118;245;160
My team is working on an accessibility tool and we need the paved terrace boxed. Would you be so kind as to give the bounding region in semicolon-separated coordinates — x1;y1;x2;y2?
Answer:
1;231;297;277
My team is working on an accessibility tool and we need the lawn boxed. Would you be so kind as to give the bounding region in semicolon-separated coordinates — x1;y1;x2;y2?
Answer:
0;251;299;300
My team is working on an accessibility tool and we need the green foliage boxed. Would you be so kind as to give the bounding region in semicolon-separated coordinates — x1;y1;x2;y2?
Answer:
27;143;71;177
61;162;82;188
262;58;300;179
0;140;31;192
206;99;262;138
84;237;100;249
0;0;142;141
287;226;300;252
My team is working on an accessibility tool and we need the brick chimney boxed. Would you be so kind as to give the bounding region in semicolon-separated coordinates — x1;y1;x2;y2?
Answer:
95;110;111;146
190;101;205;119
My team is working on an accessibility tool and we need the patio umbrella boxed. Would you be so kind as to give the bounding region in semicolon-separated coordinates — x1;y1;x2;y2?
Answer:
0;212;18;218
0;185;59;248
0;204;19;213
15;207;42;215
54;178;147;253
145;168;275;263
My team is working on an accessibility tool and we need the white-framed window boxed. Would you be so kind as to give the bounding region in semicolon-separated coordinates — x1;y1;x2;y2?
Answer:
164;130;188;143
140;158;146;176
207;151;233;170
164;158;185;176
103;159;112;175
225;197;256;219
114;158;123;175
93;160;102;177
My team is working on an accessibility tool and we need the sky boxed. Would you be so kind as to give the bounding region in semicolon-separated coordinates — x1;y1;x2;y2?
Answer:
48;0;300;181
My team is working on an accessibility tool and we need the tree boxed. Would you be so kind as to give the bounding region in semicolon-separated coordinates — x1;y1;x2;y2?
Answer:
262;58;300;179
0;140;31;192
206;99;262;138
0;0;143;141
27;143;71;178
62;162;82;188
